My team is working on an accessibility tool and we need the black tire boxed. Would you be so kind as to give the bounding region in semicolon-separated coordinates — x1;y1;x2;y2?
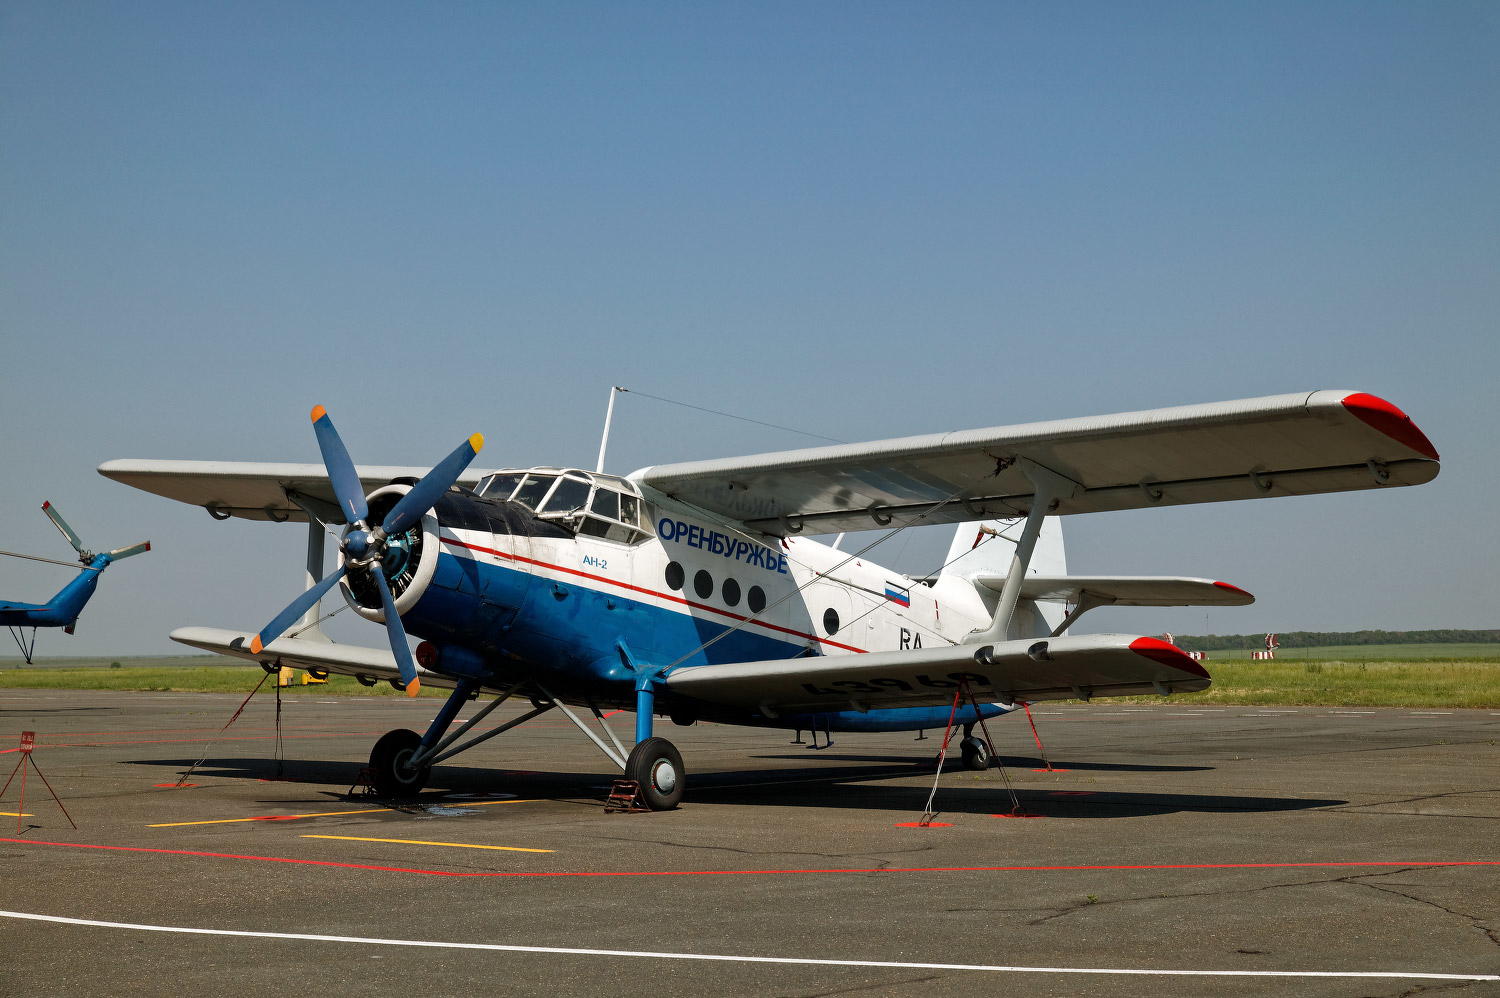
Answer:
370;728;430;797
624;736;685;810
959;735;990;771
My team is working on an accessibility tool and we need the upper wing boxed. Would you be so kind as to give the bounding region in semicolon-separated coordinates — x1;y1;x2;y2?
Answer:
665;633;1210;712
98;460;492;523
1013;576;1254;607
635;390;1438;535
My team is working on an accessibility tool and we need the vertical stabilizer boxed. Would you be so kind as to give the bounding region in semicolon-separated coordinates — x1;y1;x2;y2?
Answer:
941;516;1067;638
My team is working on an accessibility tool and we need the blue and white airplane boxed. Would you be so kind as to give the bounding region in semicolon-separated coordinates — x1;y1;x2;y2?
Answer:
2;502;150;662
100;390;1439;806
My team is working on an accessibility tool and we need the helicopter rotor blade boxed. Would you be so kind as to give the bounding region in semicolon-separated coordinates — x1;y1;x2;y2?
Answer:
0;549;103;571
41;502;85;554
106;541;151;560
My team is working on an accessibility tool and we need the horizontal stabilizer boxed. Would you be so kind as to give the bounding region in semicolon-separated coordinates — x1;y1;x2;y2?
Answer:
994;575;1254;607
665;633;1210;712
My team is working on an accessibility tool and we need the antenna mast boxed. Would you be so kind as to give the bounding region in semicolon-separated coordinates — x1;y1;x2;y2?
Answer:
596;386;626;473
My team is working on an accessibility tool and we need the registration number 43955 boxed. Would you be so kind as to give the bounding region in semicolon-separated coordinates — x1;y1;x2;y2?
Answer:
801;672;991;696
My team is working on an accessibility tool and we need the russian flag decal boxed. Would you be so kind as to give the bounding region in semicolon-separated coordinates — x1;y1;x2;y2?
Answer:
885;585;910;607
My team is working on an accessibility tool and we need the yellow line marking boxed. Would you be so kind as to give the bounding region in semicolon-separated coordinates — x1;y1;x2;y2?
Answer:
148;798;537;827
1;812;35;817
301;835;552;853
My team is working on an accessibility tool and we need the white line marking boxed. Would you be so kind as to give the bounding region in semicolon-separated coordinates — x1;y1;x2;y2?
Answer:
0;911;1494;981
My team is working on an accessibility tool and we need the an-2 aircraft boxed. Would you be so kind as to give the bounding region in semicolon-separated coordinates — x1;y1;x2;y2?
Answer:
2;502;150;662
100;391;1439;807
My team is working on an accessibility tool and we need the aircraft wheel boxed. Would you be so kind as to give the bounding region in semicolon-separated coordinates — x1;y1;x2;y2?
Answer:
370;728;430;797
625;736;685;810
959;735;990;771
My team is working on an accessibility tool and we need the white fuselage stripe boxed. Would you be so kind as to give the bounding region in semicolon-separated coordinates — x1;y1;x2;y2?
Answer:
1;911;1494;981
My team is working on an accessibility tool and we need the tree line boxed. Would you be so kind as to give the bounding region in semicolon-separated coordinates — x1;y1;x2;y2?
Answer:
1170;629;1500;651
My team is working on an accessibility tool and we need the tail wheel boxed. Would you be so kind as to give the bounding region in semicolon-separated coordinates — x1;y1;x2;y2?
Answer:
959;735;991;771
370;728;430;797
625;736;685;810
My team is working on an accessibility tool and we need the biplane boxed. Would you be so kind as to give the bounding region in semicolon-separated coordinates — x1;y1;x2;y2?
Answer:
99;390;1438;807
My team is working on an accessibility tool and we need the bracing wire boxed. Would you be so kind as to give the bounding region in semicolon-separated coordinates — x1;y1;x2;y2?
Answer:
615;388;847;445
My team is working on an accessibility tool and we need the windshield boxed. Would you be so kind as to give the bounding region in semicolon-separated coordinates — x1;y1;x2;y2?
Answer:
511;474;557;510
479;473;524;499
540;477;591;514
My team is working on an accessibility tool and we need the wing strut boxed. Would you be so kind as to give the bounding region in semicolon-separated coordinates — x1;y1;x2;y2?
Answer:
967;459;1080;645
1049;591;1114;637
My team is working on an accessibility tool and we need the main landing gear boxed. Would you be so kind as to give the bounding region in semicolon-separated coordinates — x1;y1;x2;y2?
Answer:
366;675;686;811
959;722;991;771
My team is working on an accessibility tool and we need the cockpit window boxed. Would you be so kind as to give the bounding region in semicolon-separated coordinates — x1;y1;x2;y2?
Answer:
541;477;591;515
490;467;654;545
590;488;620;520
479;473;524;500
511;474;557;510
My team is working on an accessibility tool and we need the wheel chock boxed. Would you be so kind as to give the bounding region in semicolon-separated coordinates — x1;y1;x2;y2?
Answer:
604;779;648;813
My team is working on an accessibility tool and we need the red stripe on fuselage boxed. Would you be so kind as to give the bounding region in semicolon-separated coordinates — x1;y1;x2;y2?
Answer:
438;535;868;655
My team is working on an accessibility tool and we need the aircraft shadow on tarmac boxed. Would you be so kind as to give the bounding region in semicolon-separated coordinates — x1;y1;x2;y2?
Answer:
752;753;1212;773
126;756;1343;819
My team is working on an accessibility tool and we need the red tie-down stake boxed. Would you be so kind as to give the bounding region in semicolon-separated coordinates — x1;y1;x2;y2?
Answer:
2;731;76;832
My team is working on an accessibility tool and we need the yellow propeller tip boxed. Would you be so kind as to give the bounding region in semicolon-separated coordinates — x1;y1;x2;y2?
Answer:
468;432;484;453
407;679;421;698
310;405;327;422
249;635;263;655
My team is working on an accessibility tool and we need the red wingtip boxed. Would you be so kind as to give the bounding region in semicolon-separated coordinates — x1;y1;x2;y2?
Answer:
1341;393;1439;461
1212;580;1253;599
1129;636;1210;678
42;501;52;510
144;542;151;551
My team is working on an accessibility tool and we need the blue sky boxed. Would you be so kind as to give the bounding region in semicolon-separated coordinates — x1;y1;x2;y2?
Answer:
2;1;1495;656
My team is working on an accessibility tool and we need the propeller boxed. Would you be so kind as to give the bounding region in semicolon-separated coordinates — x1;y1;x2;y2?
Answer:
248;406;484;698
0;503;149;569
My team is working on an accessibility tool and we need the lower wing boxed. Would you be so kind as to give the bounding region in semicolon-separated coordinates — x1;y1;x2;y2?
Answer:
664;634;1209;714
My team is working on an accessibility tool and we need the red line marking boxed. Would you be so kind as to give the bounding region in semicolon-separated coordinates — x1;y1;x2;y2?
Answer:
5;839;1497;879
440;535;868;654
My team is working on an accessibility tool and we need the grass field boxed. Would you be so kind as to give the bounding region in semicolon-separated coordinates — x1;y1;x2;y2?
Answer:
0;663;453;698
4;650;1500;707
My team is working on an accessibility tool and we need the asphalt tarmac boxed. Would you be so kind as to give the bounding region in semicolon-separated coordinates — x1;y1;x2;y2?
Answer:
1;687;1497;997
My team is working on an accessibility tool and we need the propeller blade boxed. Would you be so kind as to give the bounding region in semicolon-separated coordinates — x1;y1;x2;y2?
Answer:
106;540;151;560
381;433;484;537
311;406;369;524
0;549;103;571
371;570;420;697
41;502;85;554
248;565;347;655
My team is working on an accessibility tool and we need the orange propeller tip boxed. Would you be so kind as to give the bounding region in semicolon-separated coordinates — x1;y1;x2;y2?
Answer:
407;679;421;698
249;635;263;655
310;405;327;422
469;432;484;452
